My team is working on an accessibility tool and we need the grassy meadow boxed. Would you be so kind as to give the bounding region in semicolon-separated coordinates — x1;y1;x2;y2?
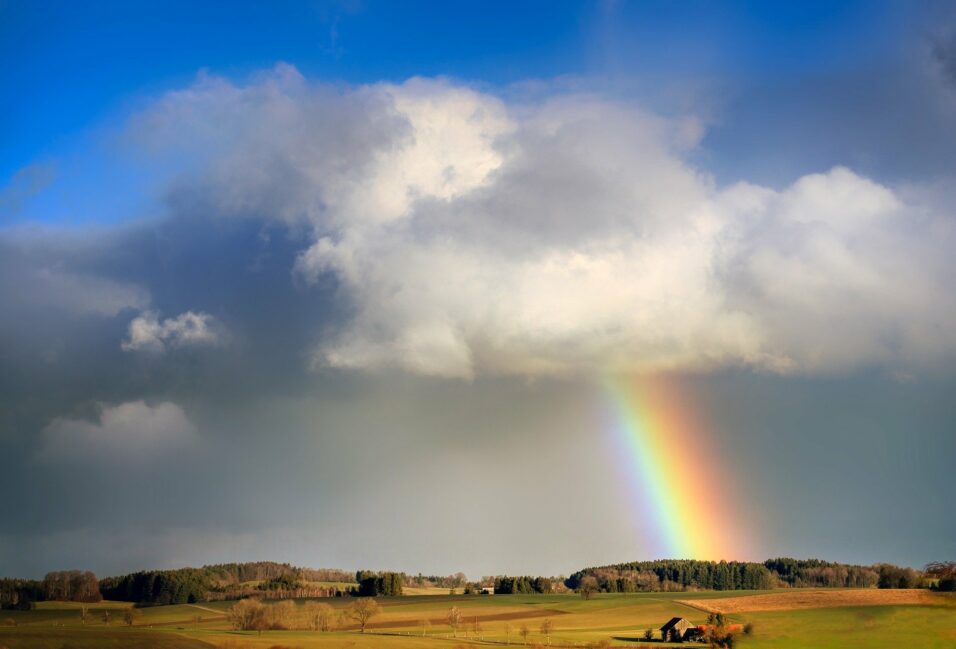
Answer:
1;589;954;649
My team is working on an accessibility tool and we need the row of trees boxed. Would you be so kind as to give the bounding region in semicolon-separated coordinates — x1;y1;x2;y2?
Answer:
491;576;554;594
356;571;404;596
7;557;949;610
100;562;339;603
568;558;934;593
0;579;44;610
256;573;301;591
41;571;101;602
205;585;348;601
228;598;380;633
121;562;354;599
90;565;399;604
204;562;299;586
408;573;469;589
926;561;956;592
99;569;209;604
301;568;355;583
764;558;880;588
568;560;775;592
1;571;101;610
876;564;922;589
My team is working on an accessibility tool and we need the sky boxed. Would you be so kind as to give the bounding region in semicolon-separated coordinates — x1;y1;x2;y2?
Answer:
1;0;955;579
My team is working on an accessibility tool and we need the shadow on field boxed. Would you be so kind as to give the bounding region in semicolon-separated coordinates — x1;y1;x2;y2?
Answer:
612;637;662;645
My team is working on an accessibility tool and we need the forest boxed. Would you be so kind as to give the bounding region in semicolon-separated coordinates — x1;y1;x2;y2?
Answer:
564;558;929;592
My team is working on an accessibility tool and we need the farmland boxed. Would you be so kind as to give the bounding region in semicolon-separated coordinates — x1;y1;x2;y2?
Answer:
1;589;954;649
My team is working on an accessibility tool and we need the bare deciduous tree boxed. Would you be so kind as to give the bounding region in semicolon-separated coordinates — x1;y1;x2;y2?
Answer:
520;623;530;645
540;618;554;645
123;607;141;627
446;605;462;637
228;599;268;634
304;601;336;631
579;576;598;600
347;598;380;633
269;599;297;630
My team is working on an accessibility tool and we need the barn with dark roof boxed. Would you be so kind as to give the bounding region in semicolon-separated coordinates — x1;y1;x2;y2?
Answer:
659;617;694;641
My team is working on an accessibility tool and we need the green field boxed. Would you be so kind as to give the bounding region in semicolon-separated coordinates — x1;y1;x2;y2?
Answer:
1;590;954;649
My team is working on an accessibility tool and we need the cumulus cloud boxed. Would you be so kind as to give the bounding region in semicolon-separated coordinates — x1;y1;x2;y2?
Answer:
128;65;956;378
121;310;224;353
38;401;197;462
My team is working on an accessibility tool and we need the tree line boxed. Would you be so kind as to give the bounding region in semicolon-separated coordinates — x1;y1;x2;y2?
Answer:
355;571;404;596
567;558;932;592
925;561;956;592
0;579;45;610
567;559;774;592
227;598;380;633
203;561;301;585
0;571;101;610
764;558;880;588
100;562;353;604
408;573;469;589
4;556;948;609
99;568;209;604
491;575;554;594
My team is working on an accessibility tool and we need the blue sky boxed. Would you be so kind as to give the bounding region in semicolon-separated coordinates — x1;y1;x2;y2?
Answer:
1;0;919;213
1;1;955;578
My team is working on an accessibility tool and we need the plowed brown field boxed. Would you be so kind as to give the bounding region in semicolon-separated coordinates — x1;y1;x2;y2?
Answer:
677;589;948;613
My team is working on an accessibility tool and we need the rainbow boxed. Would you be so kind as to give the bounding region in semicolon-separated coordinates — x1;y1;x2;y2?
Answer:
605;376;740;560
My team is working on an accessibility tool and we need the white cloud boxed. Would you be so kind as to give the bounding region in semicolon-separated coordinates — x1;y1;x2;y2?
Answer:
131;66;956;378
121;310;223;353
38;401;197;462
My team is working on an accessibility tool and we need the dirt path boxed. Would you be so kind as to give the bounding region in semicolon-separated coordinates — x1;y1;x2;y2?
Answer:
186;604;225;615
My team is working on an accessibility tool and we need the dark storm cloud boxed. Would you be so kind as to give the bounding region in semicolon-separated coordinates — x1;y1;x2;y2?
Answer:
0;215;330;440
0;214;338;527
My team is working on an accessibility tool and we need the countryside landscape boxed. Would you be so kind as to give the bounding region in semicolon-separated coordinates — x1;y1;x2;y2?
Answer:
2;559;955;648
3;2;956;648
